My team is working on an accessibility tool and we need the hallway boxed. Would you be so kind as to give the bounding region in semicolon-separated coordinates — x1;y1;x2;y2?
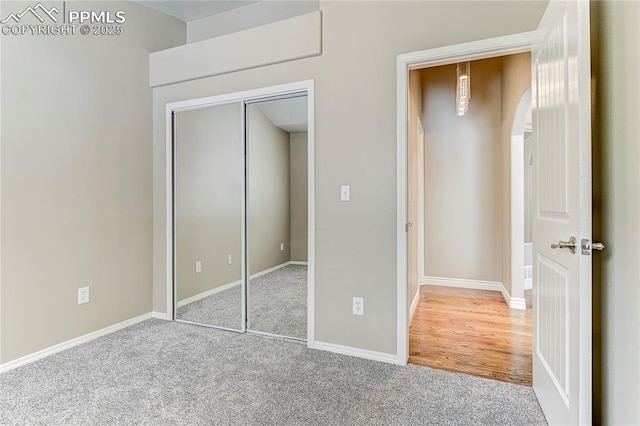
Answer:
409;285;532;386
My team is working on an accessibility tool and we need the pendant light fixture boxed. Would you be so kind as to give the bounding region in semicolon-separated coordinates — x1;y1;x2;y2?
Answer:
456;62;471;116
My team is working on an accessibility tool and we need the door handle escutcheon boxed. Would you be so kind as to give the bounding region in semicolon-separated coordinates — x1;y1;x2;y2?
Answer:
551;236;577;254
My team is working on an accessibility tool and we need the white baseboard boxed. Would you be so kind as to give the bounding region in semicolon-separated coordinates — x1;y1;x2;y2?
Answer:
423;276;503;292
312;341;398;365
0;312;153;374
289;261;308;266
423;276;526;310
152;311;172;321
409;288;420;322
177;279;241;308
524;278;533;290
500;284;527;310
249;261;291;280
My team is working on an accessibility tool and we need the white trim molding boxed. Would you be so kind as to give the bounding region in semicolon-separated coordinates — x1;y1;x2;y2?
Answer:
524;278;533;291
409;288;421;322
422;276;527;311
312;341;398;365
248;262;291;280
500;284;527;310
152;311;172;321
177;280;242;308
397;31;537;365
0;313;153;373
289;261;308;266
423;276;503;292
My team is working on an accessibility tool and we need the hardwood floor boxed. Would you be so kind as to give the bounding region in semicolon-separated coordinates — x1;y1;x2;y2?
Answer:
409;285;532;386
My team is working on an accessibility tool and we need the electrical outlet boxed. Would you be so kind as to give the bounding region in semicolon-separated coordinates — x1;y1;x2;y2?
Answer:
227;255;232;265
353;297;364;315
280;242;285;251
78;287;90;305
195;261;202;274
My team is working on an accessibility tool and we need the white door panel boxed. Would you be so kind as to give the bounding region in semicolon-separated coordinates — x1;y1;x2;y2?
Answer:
532;0;592;424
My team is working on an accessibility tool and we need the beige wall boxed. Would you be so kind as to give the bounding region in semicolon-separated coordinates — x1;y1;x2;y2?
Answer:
290;132;308;262
187;1;319;43
175;104;243;301
524;132;533;243
408;70;422;305
247;105;291;274
0;1;185;363
500;52;531;298
152;1;547;355
421;59;503;282
591;1;640;424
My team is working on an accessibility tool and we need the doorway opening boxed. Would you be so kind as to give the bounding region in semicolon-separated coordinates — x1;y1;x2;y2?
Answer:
404;55;534;385
398;2;593;421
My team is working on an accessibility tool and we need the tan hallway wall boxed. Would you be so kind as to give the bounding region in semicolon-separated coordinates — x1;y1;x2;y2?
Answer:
421;58;503;283
290;132;308;262
408;70;423;306
500;52;532;298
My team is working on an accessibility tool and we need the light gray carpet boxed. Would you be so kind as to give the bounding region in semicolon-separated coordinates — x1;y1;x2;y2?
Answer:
177;283;243;330
0;319;546;425
177;265;307;339
248;265;306;339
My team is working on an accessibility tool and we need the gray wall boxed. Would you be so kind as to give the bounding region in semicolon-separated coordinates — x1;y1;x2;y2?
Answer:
247;105;291;274
175;104;243;301
500;52;531;297
408;69;423;305
290;132;308;262
187;1;320;43
152;1;547;355
524;133;533;244
0;1;185;363
591;1;640;424
421;59;503;283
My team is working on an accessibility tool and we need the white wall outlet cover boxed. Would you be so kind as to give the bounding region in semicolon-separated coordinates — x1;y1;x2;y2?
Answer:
352;297;364;315
227;255;232;265
78;287;90;305
340;185;350;201
195;261;202;273
280;242;285;251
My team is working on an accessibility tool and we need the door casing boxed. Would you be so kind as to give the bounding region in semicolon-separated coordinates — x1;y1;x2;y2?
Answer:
396;32;538;364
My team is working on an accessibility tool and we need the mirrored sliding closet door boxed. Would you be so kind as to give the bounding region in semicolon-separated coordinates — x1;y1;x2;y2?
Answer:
246;96;309;340
174;103;244;331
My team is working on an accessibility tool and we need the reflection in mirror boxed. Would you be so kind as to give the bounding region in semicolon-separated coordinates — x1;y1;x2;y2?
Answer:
247;96;308;340
174;103;243;330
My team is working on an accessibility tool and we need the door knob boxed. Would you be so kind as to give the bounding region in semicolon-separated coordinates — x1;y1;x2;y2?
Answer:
551;236;577;254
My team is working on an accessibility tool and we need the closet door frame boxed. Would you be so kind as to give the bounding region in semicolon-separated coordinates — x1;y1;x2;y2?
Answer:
165;80;315;345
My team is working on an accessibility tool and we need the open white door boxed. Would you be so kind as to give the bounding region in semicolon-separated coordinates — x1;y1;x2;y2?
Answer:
531;0;592;424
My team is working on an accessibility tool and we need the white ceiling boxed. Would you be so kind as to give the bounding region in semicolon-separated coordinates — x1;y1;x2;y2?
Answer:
134;0;258;22
254;97;308;133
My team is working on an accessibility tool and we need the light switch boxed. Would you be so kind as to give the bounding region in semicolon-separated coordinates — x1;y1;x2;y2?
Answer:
340;185;350;201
